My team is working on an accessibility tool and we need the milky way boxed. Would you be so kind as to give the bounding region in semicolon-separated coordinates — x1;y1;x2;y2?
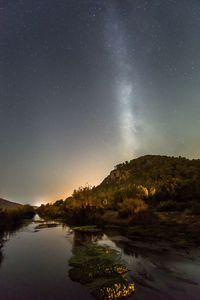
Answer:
0;0;200;204
105;4;139;159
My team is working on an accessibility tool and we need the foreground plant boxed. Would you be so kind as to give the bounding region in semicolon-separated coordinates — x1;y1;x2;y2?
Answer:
69;244;135;299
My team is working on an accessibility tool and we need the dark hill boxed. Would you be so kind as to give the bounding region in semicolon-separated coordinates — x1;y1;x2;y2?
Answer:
0;198;22;210
100;155;200;188
38;155;200;222
93;155;200;211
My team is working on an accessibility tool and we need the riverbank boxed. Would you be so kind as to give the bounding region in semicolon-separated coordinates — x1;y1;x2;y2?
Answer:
39;211;200;251
124;212;200;250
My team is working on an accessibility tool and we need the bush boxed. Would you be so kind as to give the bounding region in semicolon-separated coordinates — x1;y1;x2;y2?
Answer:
118;198;148;218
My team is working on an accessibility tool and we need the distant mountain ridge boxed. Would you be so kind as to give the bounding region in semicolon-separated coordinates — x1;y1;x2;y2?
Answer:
0;198;22;209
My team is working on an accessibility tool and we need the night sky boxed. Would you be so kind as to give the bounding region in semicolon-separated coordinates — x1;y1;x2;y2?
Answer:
1;0;200;205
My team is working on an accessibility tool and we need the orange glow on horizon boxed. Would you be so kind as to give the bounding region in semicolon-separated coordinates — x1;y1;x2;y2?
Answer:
33;170;107;206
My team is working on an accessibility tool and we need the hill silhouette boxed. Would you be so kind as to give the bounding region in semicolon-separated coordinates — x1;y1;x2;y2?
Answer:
94;155;200;211
0;198;22;210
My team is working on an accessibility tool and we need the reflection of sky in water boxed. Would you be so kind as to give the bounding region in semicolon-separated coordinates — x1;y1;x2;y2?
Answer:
0;224;94;300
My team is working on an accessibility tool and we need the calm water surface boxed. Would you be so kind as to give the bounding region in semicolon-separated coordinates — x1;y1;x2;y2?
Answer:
0;217;200;300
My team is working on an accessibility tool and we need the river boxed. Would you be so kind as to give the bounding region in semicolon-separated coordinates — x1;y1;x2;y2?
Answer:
0;216;200;300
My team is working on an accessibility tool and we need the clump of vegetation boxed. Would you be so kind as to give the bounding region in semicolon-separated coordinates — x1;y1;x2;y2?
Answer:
91;277;135;300
35;223;59;230
118;198;148;217
69;244;135;299
73;225;102;233
0;205;35;233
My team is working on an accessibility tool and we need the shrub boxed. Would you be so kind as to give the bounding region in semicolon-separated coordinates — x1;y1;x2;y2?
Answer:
118;198;148;218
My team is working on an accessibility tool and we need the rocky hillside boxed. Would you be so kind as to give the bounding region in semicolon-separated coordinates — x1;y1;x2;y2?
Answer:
94;155;200;211
100;155;200;187
38;155;200;221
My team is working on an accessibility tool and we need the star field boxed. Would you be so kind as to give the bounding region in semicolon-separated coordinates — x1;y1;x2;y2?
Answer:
0;0;200;204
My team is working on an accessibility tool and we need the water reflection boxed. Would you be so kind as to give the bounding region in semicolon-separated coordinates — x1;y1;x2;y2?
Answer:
0;221;199;300
98;229;200;300
0;234;4;267
66;225;200;300
72;229;103;249
0;220;30;271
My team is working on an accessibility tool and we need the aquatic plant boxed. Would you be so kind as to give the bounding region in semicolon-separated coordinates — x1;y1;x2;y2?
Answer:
69;244;135;299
